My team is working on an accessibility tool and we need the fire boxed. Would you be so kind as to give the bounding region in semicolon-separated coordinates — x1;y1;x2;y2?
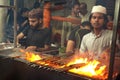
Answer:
21;50;108;79
25;52;42;62
68;58;108;79
66;58;88;66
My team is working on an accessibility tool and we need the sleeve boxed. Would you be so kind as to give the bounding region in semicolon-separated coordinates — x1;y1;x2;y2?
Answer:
79;36;87;53
68;29;76;41
22;26;29;36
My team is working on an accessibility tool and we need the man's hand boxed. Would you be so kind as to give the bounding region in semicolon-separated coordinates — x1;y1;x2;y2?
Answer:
25;46;37;51
98;48;110;65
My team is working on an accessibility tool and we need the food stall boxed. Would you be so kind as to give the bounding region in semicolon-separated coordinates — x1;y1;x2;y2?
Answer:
0;0;120;80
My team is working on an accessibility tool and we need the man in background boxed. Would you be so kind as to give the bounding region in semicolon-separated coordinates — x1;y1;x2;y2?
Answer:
61;2;81;48
79;2;90;22
66;21;91;53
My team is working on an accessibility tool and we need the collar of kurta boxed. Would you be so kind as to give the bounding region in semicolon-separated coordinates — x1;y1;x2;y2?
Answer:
92;29;105;38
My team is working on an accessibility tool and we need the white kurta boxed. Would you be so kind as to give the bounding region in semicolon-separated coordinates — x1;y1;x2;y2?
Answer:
80;30;113;59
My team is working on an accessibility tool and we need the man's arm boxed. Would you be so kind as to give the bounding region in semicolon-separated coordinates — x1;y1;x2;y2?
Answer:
35;44;50;52
17;32;24;44
79;36;89;58
26;44;50;52
66;40;75;53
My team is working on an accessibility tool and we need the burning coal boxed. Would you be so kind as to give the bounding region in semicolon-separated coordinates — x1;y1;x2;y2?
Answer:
19;49;119;80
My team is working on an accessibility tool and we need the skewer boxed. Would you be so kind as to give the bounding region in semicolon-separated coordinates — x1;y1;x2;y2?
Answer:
59;63;86;71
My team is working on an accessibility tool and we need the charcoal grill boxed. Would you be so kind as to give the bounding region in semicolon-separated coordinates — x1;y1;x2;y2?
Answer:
0;48;120;80
0;49;95;80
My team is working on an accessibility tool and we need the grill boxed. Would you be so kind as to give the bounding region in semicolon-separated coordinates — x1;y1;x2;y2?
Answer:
0;48;120;80
0;49;93;80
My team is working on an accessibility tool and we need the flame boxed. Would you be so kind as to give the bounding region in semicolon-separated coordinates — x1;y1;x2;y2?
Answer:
25;52;42;62
21;50;109;79
68;58;108;79
66;58;88;66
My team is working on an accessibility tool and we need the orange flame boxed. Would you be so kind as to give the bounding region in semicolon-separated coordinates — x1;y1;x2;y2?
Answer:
25;52;42;62
66;58;88;66
21;51;109;79
68;58;108;79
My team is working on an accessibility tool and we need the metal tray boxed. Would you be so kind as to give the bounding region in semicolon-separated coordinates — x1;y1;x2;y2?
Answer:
0;43;14;51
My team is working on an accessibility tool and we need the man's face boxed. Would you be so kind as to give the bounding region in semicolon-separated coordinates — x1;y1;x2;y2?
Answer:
107;21;113;30
23;11;29;17
72;5;80;16
79;4;86;14
28;18;41;29
90;13;105;29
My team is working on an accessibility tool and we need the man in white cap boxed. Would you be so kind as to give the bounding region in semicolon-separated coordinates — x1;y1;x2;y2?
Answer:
79;5;119;62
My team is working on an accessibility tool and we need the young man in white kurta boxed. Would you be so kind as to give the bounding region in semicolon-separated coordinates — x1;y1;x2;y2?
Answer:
80;5;119;60
80;30;112;59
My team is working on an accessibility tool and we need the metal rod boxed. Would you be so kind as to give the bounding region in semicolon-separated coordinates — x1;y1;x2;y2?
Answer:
108;0;120;79
0;5;14;8
39;49;59;53
13;0;17;48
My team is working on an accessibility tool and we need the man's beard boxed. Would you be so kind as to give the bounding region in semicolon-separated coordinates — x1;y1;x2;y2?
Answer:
30;23;40;30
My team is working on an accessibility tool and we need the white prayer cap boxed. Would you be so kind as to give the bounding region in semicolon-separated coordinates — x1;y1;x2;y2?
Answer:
91;5;107;14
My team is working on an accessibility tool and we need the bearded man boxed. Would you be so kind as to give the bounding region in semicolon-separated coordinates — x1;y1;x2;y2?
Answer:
17;8;51;51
